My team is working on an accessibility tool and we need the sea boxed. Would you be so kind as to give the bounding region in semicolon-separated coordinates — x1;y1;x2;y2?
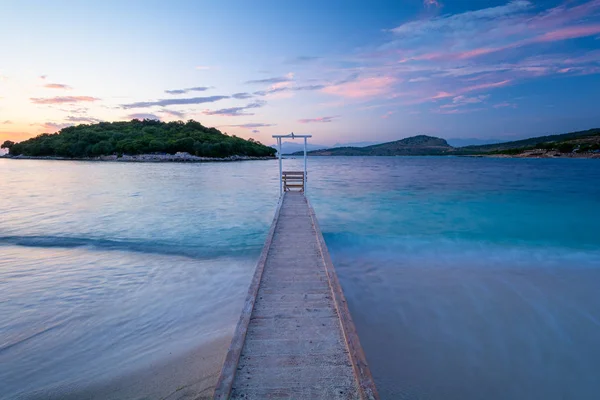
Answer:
1;157;600;399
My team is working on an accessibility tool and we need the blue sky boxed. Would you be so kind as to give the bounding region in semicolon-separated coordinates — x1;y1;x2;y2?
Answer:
1;0;599;146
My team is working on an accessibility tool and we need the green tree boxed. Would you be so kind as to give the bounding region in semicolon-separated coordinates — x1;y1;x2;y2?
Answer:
557;143;575;153
1;140;15;149
1;119;276;158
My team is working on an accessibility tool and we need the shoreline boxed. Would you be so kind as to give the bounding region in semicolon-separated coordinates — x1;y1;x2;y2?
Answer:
468;151;600;159
0;153;275;163
33;335;230;400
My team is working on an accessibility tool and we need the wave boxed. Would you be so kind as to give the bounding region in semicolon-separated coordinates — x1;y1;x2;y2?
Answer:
0;235;259;260
323;232;600;269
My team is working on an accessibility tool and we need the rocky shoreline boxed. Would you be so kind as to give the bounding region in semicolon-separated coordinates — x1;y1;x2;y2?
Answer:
477;150;600;159
1;152;274;162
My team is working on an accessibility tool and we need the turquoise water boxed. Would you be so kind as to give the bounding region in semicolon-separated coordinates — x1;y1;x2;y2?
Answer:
1;157;600;399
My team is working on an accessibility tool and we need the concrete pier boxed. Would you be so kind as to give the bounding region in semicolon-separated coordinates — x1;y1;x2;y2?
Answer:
213;192;378;400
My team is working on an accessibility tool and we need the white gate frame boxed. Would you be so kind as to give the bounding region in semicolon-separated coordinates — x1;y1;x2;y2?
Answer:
272;133;312;197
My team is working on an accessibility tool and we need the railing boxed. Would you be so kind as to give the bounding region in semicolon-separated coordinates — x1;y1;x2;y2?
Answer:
282;171;305;192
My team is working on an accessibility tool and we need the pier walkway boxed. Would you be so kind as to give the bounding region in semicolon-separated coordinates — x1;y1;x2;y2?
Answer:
213;192;378;399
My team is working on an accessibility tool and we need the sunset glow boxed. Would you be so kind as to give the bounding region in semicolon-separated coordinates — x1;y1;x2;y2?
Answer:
1;0;599;147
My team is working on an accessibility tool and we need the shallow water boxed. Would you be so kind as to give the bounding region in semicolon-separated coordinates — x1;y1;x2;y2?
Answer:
1;157;600;399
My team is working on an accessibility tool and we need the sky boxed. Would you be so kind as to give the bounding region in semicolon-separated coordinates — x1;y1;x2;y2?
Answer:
1;0;600;147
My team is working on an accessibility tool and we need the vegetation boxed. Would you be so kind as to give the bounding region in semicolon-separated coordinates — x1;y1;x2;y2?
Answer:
290;129;600;157
5;119;276;158
291;135;453;156
488;133;600;155
455;128;600;154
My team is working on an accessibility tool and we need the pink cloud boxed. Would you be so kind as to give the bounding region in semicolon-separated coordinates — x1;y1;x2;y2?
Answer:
40;122;74;132
431;91;453;99
534;25;600;43
30;96;100;104
408;77;430;83
298;115;340;123
455;46;510;59
322;76;397;98
461;80;511;93
399;52;446;62
381;111;395;119
44;83;72;90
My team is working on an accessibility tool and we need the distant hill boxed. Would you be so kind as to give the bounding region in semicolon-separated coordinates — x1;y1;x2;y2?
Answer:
332;141;379;148
270;141;328;154
445;137;507;147
290;129;600;157
292;135;453;156
456;128;600;153
1;119;276;159
272;140;379;154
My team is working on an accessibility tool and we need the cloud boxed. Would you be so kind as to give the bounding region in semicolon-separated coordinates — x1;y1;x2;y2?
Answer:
66;116;103;123
423;0;440;7
245;74;294;84
322;76;397;98
160;108;186;118
2;120;12;124
127;113;161;120
252;129;260;134
454;94;489;104
122;95;228;109
493;102;517;108
298;115;340;123
164;86;211;95
41;122;74;132
44;83;72;90
284;56;321;64
232;92;253;99
39;75;47;80
431;91;453;100
228;123;276;129
392;0;532;36
253;84;325;96
462;79;511;93
196;66;211;70
203;100;266;117
30;96;100;104
294;84;326;91
408;77;430;83
534;25;600;43
388;0;600;66
440;94;490;108
381;111;395;119
436;107;485;115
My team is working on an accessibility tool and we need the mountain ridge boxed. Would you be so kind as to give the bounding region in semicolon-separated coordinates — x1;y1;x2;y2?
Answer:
290;129;600;157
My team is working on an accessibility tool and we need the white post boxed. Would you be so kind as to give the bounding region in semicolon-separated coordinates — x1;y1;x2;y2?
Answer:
277;137;283;197
303;137;307;194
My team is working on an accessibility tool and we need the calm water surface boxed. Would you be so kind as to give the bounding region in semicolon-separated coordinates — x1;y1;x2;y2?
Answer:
1;157;599;399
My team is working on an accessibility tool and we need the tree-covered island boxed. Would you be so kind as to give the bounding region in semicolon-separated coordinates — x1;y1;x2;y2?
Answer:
1;119;276;160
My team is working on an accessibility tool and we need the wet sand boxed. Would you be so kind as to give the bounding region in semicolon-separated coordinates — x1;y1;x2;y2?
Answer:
28;335;230;400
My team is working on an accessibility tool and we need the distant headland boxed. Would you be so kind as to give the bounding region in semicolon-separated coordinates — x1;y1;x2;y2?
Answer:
1;119;276;162
289;129;600;158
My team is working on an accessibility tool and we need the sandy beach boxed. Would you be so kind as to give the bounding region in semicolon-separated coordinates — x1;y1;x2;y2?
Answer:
26;335;230;400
